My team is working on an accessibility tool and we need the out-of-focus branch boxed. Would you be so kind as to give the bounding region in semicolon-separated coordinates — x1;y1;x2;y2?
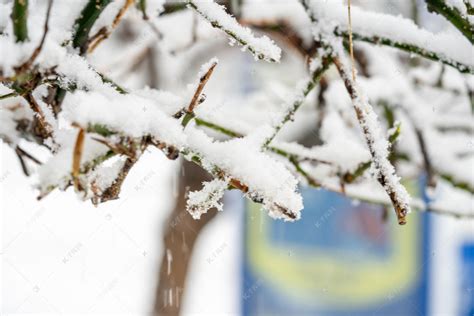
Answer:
16;0;53;72
88;0;134;54
72;0;112;55
263;53;333;148
12;0;28;42
23;93;53;139
334;29;474;74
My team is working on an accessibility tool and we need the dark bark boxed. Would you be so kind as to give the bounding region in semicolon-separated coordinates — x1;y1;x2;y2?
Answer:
153;160;217;315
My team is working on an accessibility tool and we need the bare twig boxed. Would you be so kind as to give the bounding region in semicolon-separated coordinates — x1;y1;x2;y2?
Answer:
347;0;356;81
15;147;30;176
88;0;134;53
16;0;53;72
0;92;18;100
263;52;333;148
98;157;137;203
23;93;54;139
181;60;218;127
16;145;42;165
414;128;437;188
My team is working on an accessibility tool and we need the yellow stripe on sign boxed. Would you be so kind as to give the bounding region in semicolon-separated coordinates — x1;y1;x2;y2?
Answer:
247;187;420;307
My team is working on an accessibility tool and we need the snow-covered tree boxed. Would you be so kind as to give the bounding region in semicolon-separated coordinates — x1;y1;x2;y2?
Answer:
1;0;472;222
1;0;473;311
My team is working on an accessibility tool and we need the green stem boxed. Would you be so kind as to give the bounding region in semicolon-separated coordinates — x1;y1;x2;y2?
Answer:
138;0;148;19
193;118;472;218
425;0;473;44
12;0;28;42
0;92;18;100
72;0;112;55
335;29;474;74
195;118;244;138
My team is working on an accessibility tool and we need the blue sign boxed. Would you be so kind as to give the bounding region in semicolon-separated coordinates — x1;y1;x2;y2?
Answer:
460;243;474;316
243;184;429;315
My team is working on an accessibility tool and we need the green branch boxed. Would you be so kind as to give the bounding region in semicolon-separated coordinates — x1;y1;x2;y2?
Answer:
425;0;473;44
194;117;473;219
72;0;112;55
334;29;474;74
12;0;28;42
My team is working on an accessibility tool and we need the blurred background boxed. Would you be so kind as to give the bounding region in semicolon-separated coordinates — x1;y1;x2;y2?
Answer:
1;0;473;315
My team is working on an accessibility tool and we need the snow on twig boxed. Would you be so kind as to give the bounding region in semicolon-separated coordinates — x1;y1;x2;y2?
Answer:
263;49;332;148
184;127;303;221
332;51;412;225
187;0;281;62
179;57;218;127
186;178;228;219
301;0;474;74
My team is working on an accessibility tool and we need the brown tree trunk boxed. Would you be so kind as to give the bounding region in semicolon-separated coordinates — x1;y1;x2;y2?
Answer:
153;160;217;315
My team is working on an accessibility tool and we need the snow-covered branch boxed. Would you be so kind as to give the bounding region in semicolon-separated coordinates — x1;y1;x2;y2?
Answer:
187;0;281;62
1;0;472;225
301;0;474;74
263;49;333;147
425;0;473;44
332;53;411;225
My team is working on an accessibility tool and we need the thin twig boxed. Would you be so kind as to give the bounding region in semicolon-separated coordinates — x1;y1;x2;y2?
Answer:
181;60;218;127
23;93;54;138
263;53;332;148
195;117;472;219
347;0;356;81
15;147;30;176
16;145;42;164
88;0;134;53
16;0;53;72
332;55;410;225
0;92;18;100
